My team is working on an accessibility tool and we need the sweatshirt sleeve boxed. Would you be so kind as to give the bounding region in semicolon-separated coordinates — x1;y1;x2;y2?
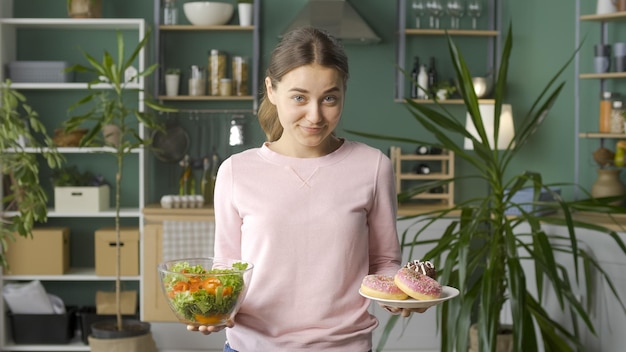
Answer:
367;152;402;276
213;157;243;260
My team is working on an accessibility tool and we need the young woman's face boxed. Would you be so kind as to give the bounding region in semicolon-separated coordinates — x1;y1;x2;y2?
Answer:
266;64;345;155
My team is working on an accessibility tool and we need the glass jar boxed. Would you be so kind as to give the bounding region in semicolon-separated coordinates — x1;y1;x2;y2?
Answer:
599;91;612;133
208;49;227;96
219;78;232;96
162;0;178;25
232;56;248;96
188;65;206;96
611;100;625;133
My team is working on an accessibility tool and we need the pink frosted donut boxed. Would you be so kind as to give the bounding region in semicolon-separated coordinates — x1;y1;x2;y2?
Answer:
394;267;442;300
361;275;408;300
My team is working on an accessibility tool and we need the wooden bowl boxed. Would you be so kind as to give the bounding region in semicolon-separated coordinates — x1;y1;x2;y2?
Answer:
53;128;88;147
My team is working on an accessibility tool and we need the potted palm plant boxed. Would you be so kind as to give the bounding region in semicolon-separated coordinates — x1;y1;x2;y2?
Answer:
349;24;626;352
0;80;64;269
64;28;174;349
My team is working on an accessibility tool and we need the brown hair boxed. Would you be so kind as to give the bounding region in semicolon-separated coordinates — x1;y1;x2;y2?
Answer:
257;27;349;142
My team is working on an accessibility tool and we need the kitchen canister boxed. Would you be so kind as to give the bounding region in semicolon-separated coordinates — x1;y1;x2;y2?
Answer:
232;56;248;96
611;100;625;133
209;49;227;96
597;0;617;14
595;44;611;73
188;65;206;96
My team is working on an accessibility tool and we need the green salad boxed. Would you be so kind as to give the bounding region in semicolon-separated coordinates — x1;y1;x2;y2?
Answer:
162;261;248;325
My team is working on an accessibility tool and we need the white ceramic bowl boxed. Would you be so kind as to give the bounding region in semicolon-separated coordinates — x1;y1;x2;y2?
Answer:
183;2;234;26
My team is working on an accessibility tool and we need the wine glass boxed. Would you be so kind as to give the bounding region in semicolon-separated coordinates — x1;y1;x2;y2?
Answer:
425;0;443;29
467;0;482;29
446;0;465;29
411;0;426;29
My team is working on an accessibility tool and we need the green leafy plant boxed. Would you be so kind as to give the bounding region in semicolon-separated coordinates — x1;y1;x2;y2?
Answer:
349;24;626;352
165;68;181;75
65;28;175;332
0;80;64;268
51;165;106;187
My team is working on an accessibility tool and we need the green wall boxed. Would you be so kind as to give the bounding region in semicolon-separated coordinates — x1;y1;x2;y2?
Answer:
12;0;600;204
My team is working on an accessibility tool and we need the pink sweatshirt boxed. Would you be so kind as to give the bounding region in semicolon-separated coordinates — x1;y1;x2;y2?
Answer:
213;140;401;351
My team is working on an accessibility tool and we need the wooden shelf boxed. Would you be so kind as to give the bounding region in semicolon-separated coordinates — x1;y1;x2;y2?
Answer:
580;11;626;22
390;146;455;207
579;132;626;138
405;29;499;36
158;95;254;101
159;24;253;31
579;72;626;79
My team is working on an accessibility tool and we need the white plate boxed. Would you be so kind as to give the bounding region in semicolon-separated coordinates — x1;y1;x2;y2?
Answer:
359;286;460;309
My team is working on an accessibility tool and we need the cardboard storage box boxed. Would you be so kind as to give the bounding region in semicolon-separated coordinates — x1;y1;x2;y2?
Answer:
4;227;70;275
95;227;139;276
8;307;77;344
54;185;110;213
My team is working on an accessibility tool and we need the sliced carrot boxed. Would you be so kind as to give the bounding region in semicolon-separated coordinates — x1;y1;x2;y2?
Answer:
194;313;229;325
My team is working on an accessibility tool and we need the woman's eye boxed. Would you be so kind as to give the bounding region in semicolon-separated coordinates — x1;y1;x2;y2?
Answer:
292;95;305;103
324;96;338;104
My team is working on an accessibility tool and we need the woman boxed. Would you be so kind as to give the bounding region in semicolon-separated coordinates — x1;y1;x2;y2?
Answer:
189;26;423;351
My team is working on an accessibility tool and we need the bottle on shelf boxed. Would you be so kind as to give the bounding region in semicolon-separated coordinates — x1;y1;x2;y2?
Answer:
427;56;438;97
415;163;431;175
611;100;625;134
410;56;420;99
599;91;612;133
429;186;445;193
416;145;430;155
162;0;178;25
417;64;429;99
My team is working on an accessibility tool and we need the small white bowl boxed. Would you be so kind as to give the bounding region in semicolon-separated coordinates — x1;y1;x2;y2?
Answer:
183;1;234;26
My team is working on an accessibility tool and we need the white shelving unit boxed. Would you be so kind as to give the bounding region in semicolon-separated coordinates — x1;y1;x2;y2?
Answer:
0;10;147;350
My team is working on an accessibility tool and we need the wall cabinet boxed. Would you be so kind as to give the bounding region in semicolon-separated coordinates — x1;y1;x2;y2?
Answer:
576;6;626;204
577;12;626;139
148;0;261;200
395;0;499;104
0;9;146;350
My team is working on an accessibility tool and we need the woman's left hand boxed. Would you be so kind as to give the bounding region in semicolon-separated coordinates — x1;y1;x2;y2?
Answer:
380;304;427;317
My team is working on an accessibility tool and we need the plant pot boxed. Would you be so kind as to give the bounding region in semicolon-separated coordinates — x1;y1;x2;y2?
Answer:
238;3;253;26
165;74;180;96
102;124;121;147
68;0;102;18
469;324;513;352
88;319;157;352
591;168;625;206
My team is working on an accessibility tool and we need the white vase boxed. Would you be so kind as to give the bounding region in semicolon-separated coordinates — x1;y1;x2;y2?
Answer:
102;124;121;147
165;74;180;96
238;3;253;27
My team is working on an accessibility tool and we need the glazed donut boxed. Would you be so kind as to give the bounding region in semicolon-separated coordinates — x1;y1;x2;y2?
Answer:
361;274;409;300
394;267;442;300
404;259;437;280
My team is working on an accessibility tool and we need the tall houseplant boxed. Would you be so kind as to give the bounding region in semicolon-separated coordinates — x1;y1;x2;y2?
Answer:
0;80;64;268
350;24;626;352
65;28;173;345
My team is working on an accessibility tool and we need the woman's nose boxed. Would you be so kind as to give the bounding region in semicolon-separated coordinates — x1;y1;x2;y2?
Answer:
305;103;323;123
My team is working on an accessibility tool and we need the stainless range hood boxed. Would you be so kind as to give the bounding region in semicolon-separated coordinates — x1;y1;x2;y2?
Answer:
281;0;381;45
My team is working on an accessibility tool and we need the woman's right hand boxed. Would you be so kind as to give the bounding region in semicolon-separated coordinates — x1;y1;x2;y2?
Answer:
187;320;234;335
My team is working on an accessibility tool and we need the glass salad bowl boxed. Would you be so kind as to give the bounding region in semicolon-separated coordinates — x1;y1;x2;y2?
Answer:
158;257;254;326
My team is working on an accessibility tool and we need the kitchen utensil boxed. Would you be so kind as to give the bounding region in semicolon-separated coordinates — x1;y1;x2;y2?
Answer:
152;113;190;163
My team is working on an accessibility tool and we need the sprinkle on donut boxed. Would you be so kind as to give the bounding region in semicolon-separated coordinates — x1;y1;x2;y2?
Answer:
361;274;409;300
